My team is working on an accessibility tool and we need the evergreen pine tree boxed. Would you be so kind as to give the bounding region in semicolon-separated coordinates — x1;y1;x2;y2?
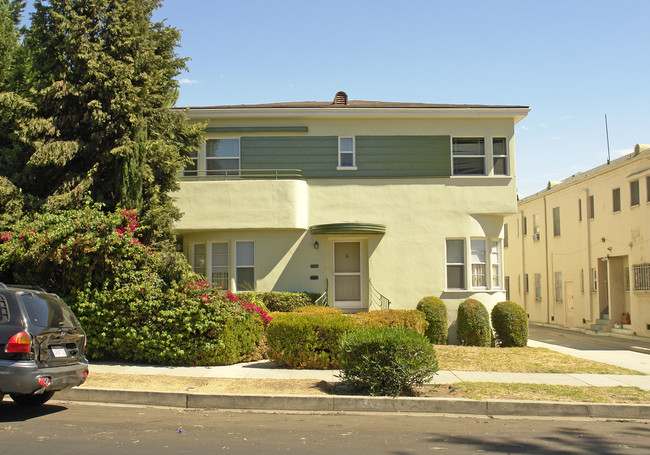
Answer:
22;0;203;243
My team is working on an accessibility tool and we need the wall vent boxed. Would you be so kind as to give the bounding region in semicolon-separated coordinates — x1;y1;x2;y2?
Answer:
333;91;348;105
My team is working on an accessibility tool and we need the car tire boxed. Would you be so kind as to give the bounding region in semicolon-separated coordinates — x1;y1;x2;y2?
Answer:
9;391;55;407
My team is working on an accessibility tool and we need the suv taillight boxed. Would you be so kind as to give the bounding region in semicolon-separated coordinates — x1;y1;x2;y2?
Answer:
5;331;32;353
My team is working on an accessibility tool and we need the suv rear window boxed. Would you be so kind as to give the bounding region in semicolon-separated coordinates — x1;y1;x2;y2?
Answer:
19;293;80;329
0;295;10;323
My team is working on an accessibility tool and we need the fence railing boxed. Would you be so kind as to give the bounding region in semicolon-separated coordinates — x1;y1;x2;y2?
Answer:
180;169;303;180
369;279;391;311
314;279;329;307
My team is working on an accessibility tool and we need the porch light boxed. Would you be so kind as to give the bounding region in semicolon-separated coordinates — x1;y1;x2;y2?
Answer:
314;241;319;249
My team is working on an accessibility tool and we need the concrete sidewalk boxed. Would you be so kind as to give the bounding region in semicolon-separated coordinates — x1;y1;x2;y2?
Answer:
86;359;650;391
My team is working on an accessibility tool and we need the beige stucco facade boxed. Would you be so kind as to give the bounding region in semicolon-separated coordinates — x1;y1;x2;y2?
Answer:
504;144;650;338
173;95;529;343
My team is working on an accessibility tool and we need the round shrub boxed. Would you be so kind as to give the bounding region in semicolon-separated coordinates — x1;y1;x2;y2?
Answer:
352;309;428;334
416;296;448;344
266;312;358;369
339;327;438;396
456;298;491;347
239;291;313;312
491;301;528;347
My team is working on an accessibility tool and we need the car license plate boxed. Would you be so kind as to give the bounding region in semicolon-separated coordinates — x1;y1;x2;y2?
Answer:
51;346;67;358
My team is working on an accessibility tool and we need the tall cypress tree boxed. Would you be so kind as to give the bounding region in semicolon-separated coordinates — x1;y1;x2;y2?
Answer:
21;0;203;243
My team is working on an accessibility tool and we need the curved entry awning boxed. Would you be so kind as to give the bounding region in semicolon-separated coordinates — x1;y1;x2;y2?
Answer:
309;223;386;235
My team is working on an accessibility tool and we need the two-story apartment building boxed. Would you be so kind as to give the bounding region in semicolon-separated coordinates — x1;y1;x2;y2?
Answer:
504;144;650;338
173;92;529;342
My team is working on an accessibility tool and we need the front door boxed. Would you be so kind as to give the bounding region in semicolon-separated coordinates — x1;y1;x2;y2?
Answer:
333;241;362;309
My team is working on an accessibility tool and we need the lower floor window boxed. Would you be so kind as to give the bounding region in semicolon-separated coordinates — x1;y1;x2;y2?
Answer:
236;241;255;291
446;237;502;291
633;263;650;291
190;241;255;291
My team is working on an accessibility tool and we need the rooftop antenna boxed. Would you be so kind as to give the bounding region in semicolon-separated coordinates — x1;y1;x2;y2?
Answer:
605;114;611;164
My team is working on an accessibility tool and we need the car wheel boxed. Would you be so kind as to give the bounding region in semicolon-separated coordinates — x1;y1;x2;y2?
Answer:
9;391;55;407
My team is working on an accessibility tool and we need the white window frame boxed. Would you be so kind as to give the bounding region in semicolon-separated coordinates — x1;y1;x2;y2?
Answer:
235;241;255;291
492;137;509;176
206;138;241;177
445;239;466;290
192;243;207;277
470;238;487;289
211;242;229;290
452;137;486;176
633;263;650;291
491;240;502;289
337;136;357;170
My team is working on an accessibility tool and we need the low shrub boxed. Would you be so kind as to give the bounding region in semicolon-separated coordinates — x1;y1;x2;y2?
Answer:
491;301;528;347
339;327;438;396
239;291;314;312
416;296;448;344
293;305;342;315
456;298;491;347
266;312;358;369
352;309;428;334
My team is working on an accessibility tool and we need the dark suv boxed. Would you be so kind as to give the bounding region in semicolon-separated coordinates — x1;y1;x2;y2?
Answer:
0;284;88;406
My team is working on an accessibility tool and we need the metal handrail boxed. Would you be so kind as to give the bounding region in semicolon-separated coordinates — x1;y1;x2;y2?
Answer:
180;168;303;180
369;279;391;311
315;279;329;307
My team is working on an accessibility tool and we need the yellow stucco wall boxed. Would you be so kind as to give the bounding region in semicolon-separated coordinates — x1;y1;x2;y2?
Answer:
505;149;650;337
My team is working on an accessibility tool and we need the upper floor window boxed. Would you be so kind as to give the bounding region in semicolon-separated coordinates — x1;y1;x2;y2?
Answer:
613;188;621;212
206;138;240;176
504;223;509;248
630;179;640;206
338;137;356;169
552;207;561;237
492;138;508;175
587;195;595;219
647;176;650;203
452;138;485;175
578;198;583;221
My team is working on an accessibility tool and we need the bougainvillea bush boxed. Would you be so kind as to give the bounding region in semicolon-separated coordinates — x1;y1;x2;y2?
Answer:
0;204;270;365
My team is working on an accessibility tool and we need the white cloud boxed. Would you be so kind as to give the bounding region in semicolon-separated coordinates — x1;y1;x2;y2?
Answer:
178;78;199;85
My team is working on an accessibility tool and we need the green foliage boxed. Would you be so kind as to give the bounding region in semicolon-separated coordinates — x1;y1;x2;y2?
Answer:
293;305;342;315
416;296;448;345
491;301;529;347
240;291;315;312
0;0;205;246
456;298;492;347
339;327;438;396
352;309;428;335
0;0;28;93
266;312;358;369
0;204;269;365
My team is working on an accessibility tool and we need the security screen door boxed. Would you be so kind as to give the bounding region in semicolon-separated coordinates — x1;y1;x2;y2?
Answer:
333;241;362;307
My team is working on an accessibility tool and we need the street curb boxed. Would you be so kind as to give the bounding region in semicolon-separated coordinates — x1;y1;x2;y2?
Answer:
56;387;650;419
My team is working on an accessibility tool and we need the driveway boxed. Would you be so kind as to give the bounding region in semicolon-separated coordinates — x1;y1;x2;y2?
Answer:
528;324;650;374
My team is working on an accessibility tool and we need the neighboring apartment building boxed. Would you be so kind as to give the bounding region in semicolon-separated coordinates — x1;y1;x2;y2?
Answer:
173;92;529;342
504;144;650;338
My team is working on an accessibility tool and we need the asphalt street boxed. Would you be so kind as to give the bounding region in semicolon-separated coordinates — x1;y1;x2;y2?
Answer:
1;401;649;454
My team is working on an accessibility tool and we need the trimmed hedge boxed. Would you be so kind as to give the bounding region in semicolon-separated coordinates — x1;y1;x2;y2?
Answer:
266;312;358;369
238;291;315;312
456;298;491;347
352;309;428;334
339;327;438;396
293;305;342;315
416;296;448;344
491;301;528;347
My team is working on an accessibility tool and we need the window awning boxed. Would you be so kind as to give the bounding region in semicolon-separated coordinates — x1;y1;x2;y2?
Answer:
309;223;386;235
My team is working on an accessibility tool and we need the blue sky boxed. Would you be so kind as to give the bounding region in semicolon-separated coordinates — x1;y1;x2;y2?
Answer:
26;1;650;197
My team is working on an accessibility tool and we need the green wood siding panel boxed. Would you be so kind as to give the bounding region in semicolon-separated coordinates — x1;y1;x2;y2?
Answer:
240;135;451;178
355;136;451;178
